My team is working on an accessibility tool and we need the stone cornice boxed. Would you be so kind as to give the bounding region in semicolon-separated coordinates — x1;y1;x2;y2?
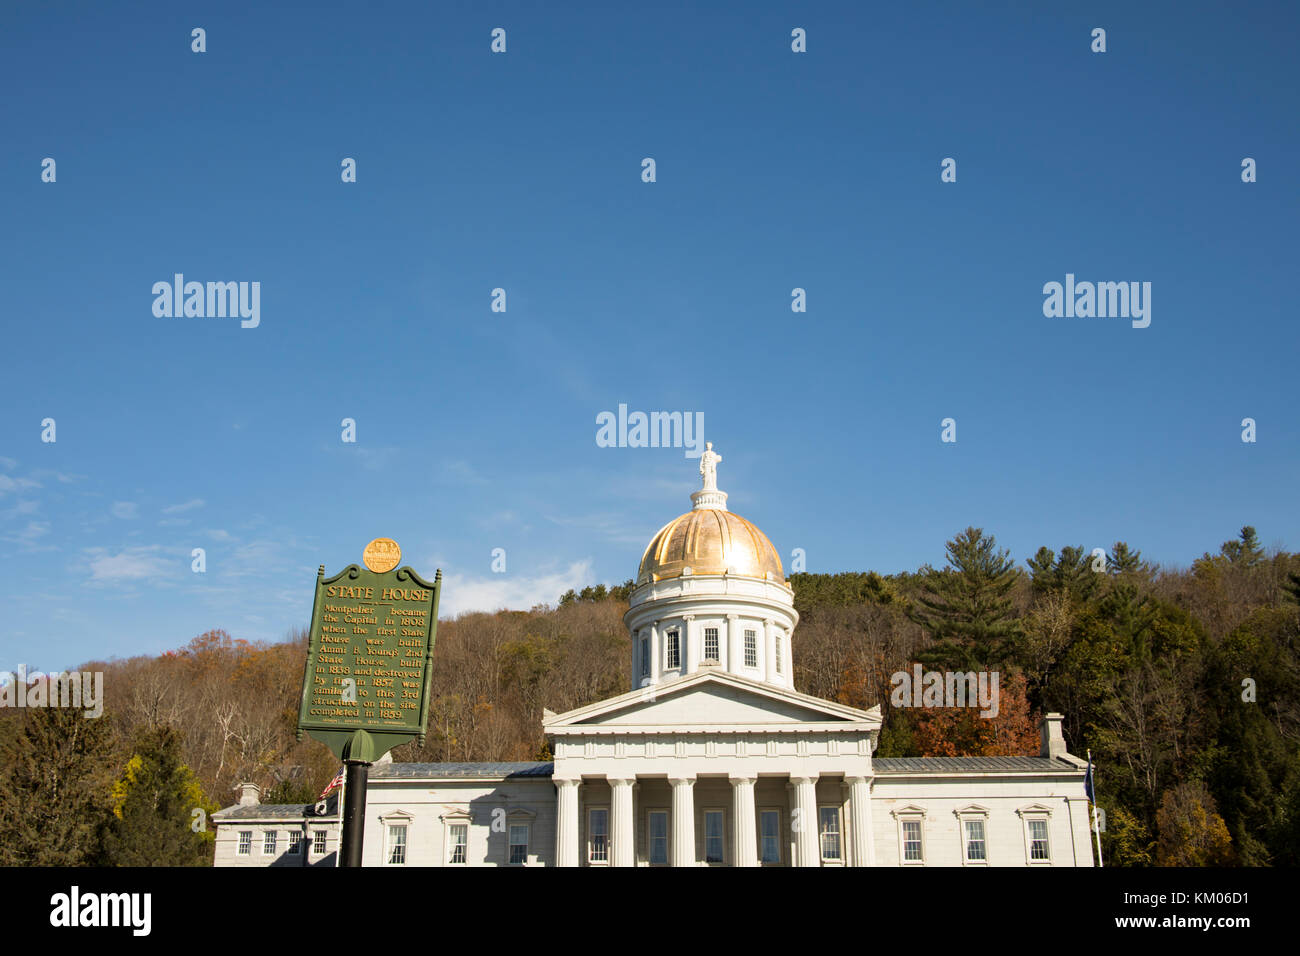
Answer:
549;722;877;736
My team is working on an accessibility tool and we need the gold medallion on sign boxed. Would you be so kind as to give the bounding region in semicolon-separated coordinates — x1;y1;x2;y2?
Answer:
362;537;402;573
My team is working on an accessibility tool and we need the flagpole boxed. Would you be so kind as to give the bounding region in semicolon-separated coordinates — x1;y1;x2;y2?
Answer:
1088;749;1104;868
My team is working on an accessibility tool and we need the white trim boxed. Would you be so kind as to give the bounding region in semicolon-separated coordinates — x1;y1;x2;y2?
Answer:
702;807;727;866
384;822;409;866
587;806;610;866
646;808;670;866
818;804;844;864
955;806;990;866
440;808;472;866
1016;805;1054;865
757;807;782;866
507;821;531;866
892;806;927;865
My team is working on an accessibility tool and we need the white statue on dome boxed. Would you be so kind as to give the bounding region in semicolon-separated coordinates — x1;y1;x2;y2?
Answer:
699;442;721;491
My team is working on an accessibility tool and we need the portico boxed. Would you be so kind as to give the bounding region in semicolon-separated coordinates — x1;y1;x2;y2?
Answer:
542;668;882;867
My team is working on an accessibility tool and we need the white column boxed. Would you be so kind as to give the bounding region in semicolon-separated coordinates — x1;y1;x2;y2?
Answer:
555;778;581;867
725;614;738;673
790;775;819;867
759;621;769;681
681;615;695;675
650;621;661;686
730;775;758;867
846;775;873;866
670;776;696;867
609;777;635;867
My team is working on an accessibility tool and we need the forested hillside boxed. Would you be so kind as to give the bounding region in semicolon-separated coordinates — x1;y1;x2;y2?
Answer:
2;525;1297;866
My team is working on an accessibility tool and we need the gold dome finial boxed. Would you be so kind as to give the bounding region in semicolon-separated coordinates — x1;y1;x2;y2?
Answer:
635;445;786;586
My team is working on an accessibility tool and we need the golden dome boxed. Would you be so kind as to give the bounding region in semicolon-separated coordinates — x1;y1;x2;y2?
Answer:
638;508;785;585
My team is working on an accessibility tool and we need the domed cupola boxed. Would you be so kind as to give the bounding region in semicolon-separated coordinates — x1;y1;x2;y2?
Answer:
623;444;798;690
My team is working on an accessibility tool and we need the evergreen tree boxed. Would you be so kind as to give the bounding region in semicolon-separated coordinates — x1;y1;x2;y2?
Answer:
0;683;116;865
263;777;318;806
911;527;1021;670
99;726;218;866
1221;526;1265;568
1028;545;1101;601
1109;541;1149;576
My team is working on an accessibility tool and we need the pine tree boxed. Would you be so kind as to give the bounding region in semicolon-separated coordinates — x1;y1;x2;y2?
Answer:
99;726;218;866
1221;526;1265;568
1028;545;1101;601
0;686;117;865
1109;541;1148;576
911;527;1021;670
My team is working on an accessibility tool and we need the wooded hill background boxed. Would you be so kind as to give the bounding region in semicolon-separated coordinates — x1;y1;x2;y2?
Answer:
2;525;1298;867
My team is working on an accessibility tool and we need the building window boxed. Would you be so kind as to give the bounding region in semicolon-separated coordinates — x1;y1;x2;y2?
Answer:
1028;818;1050;862
760;810;781;864
704;627;719;660
819;807;842;862
312;830;327;856
963;819;987;863
286;832;300;855
237;831;252;856
744;630;758;668
704;810;725;864
262;831;277;856
775;632;782;673
386;825;407;865
665;630;680;670
640;637;649;676
902;819;924;863
588;808;609;864
508;824;529;865
449;823;468;864
648;811;668;865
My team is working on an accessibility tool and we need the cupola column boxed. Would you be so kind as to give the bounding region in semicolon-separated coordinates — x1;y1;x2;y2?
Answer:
764;618;776;683
650;621;661;687
681;615;695;675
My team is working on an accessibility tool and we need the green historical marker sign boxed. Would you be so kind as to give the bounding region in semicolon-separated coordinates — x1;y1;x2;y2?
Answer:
296;538;441;764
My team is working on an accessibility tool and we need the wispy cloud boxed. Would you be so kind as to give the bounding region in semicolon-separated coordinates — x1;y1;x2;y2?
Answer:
162;498;205;515
439;459;487;486
1;499;40;518
543;512;650;546
111;501;139;519
0;474;41;496
3;521;54;551
84;546;172;583
439;561;594;616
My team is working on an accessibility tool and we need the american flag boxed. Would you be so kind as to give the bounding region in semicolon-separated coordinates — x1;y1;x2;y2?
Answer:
320;768;345;800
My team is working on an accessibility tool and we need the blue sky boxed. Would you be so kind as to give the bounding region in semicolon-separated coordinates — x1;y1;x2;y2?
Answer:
1;1;1296;673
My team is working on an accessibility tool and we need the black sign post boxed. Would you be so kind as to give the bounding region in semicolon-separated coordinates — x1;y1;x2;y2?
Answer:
296;539;441;867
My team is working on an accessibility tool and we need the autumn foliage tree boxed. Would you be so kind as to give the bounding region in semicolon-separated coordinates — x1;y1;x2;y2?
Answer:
910;673;1039;757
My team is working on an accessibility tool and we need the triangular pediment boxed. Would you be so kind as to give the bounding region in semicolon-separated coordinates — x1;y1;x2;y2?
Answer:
544;670;880;731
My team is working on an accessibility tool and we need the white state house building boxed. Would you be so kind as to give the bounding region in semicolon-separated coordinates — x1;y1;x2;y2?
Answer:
213;449;1096;868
